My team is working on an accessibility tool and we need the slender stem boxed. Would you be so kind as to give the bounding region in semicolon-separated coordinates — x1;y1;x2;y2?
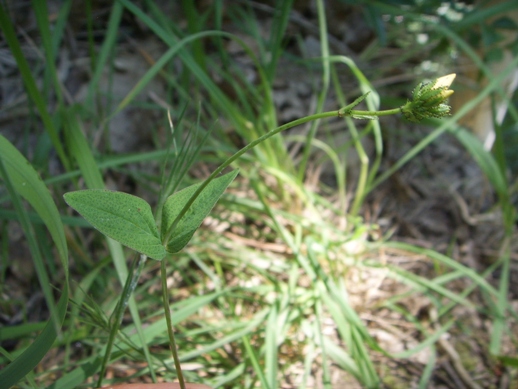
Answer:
297;0;330;183
97;254;147;387
163;104;408;243
163;110;340;243
351;108;401;117
161;259;186;389
338;107;402;117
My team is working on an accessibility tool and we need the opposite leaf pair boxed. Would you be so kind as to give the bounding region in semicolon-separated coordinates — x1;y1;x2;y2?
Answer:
64;169;239;260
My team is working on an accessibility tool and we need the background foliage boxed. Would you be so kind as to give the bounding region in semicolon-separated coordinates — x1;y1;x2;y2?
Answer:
1;0;518;388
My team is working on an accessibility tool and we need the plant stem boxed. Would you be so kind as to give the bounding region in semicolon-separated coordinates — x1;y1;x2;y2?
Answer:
339;107;401;118
97;254;147;388
164;102;410;243
163;109;340;243
161;259;186;389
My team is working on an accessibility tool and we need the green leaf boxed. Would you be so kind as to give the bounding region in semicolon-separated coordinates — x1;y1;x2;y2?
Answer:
162;169;239;253
0;136;69;388
64;190;166;260
0;135;68;267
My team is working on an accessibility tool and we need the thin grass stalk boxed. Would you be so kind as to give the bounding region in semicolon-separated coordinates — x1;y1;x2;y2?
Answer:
160;259;186;389
265;0;294;81
490;235;511;355
155;110;209;229
418;346;436;389
315;299;332;389
96;254;147;387
265;303;279;389
327;55;381;216
181;0;206;72
297;0;330;184
301;341;316;389
0;3;69;169
242;336;271;389
32;0;64;105
85;2;123;111
0;159;61;335
490;96;507;175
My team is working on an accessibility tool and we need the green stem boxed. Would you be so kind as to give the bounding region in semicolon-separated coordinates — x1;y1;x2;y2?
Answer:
164;103;407;243
297;0;330;183
161;259;186;389
163;109;340;243
339;107;401;118
97;254;147;387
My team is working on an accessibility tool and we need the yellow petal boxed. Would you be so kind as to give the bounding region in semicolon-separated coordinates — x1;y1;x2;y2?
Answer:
440;89;454;99
433;73;456;89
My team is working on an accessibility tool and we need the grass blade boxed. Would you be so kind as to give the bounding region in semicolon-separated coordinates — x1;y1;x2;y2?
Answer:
0;155;68;388
243;335;271;389
0;284;68;389
0;135;68;266
265;303;279;389
0;3;68;168
84;1;123;109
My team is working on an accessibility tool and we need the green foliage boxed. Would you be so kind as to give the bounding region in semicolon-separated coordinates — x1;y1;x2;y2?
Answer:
0;135;69;389
161;170;239;253
2;0;518;388
64;190;166;260
63;170;239;260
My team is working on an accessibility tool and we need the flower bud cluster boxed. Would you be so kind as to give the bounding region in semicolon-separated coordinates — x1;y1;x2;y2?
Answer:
401;74;456;123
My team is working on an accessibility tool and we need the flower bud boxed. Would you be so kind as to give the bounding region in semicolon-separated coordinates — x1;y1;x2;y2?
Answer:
401;74;456;122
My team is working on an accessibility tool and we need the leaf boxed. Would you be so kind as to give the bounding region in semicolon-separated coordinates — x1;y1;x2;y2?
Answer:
0;135;68;267
0;135;69;389
162;169;239;253
64;190;166;260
